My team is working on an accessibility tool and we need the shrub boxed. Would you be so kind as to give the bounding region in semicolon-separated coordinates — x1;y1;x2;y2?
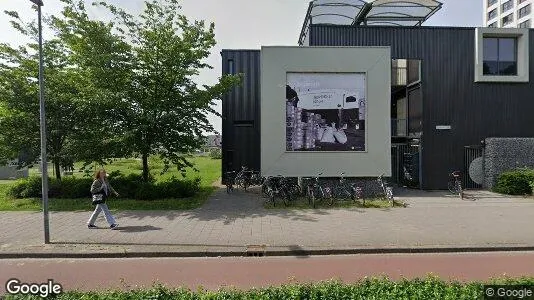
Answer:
7;176;43;199
159;176;201;198
7;173;201;200
4;276;534;300
493;168;534;195
530;180;534;195
209;148;222;159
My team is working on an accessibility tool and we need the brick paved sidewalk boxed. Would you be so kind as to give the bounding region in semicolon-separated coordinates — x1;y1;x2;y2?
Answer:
1;188;534;257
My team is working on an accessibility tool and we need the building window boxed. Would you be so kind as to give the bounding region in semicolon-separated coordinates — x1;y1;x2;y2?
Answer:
502;0;514;13
228;59;235;74
518;0;528;4
488;8;497;20
475;28;529;83
488;22;498;28
502;14;514;26
488;0;498;6
518;19;531;27
483;38;517;76
518;4;531;19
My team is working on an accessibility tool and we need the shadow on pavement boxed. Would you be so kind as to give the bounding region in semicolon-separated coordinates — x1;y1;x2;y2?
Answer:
117;187;373;223
287;245;310;259
115;225;162;233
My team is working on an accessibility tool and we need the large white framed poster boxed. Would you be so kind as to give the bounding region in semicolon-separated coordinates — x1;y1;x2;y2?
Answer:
286;73;366;152
261;46;391;178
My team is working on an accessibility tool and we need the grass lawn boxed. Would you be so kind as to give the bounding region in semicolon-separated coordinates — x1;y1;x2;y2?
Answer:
264;196;407;209
0;156;221;211
29;155;221;186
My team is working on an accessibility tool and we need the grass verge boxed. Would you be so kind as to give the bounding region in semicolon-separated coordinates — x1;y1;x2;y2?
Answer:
0;156;220;211
264;196;406;209
0;187;215;211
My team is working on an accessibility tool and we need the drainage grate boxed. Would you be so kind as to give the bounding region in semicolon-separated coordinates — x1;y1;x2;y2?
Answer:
245;245;266;257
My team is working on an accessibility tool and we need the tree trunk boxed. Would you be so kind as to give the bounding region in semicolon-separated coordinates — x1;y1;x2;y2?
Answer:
142;153;149;182
54;160;61;180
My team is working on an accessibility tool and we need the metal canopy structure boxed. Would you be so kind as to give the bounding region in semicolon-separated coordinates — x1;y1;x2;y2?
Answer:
299;0;442;45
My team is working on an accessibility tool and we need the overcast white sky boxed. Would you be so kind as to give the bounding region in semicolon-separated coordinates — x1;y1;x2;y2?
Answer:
0;0;482;134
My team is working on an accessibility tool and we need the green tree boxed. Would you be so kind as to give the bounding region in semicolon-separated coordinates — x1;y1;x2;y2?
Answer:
54;0;241;181
0;10;104;179
50;0;134;167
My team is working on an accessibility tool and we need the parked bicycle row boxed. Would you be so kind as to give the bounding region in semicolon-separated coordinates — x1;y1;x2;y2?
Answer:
224;167;401;208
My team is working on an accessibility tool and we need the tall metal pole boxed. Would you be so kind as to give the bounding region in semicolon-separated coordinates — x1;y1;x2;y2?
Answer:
36;2;50;244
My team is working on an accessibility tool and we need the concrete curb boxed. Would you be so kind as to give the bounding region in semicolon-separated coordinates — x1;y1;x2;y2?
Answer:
2;246;534;259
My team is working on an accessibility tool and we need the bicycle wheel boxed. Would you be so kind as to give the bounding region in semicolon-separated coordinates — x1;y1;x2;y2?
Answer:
262;184;269;197
457;181;464;199
282;190;290;206
324;186;334;206
306;186;312;205
386;187;394;206
267;188;276;207
339;186;352;202
308;187;316;208
447;179;459;194
290;184;301;197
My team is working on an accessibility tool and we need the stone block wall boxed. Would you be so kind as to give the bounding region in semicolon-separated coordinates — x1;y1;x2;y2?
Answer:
484;137;534;189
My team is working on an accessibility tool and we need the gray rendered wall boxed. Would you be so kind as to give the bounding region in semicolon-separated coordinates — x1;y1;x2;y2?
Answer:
0;166;29;179
484;138;534;189
261;46;392;178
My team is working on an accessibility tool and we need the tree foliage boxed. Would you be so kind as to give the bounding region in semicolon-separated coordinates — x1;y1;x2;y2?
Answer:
0;10;100;178
0;0;241;181
54;0;241;181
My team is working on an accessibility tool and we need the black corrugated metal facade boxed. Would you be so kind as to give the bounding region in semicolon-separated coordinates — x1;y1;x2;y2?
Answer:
310;25;534;189
221;50;261;183
221;26;534;189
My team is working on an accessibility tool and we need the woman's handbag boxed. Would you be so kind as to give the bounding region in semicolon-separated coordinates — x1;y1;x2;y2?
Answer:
91;193;104;205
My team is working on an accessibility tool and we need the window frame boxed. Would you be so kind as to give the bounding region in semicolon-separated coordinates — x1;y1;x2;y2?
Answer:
482;37;518;76
502;0;514;13
518;19;531;28
228;59;235;75
502;13;515;26
488;0;498;6
518;4;531;19
475;28;530;83
488;8;498;21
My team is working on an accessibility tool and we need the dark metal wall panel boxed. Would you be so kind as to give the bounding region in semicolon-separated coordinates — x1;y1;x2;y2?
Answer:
310;25;534;189
221;50;261;183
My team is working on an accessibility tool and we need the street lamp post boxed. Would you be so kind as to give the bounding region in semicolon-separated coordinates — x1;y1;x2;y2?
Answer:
30;0;49;244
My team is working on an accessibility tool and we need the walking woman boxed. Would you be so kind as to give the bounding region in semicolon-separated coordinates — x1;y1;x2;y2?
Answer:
87;169;120;230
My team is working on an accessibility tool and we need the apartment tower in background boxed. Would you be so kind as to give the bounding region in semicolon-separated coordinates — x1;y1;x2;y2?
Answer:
484;0;532;28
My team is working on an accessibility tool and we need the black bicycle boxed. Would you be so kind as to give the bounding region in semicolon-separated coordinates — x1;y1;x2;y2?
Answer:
234;166;249;191
331;172;363;204
305;173;333;208
447;170;464;199
250;171;264;186
264;175;292;206
225;171;236;194
377;173;394;206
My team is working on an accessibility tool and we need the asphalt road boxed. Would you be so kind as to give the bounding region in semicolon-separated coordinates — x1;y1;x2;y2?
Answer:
2;252;534;294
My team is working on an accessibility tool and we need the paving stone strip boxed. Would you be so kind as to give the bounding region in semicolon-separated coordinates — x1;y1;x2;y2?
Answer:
1;188;534;256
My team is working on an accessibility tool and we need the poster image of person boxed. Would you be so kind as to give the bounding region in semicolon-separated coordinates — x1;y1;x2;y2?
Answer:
285;73;366;152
